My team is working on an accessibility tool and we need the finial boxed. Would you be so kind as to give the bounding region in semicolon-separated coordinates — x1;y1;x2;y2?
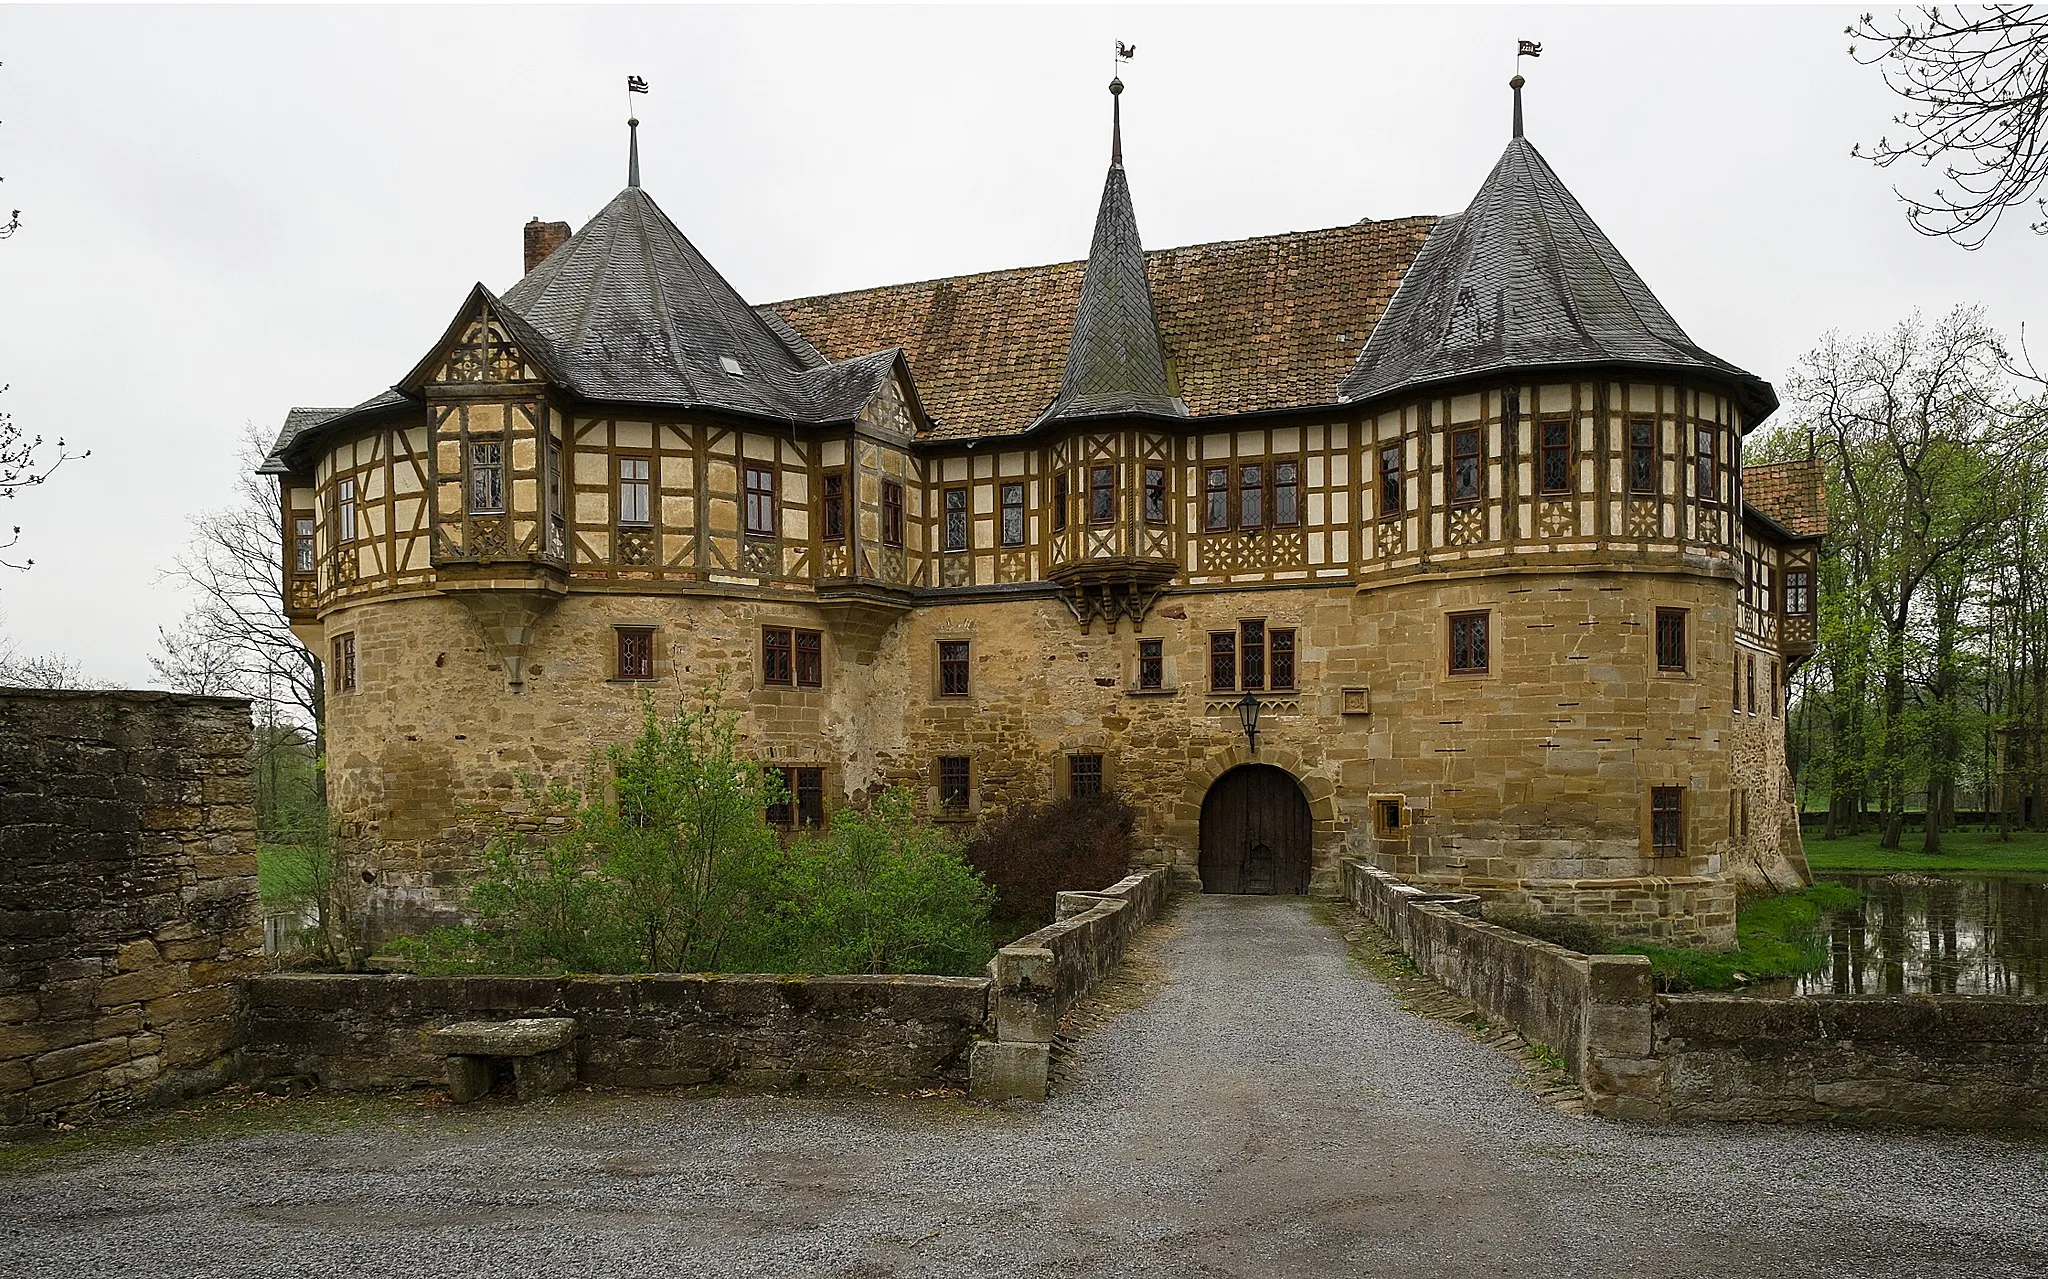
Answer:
628;117;641;187
1109;76;1125;167
1510;74;1525;139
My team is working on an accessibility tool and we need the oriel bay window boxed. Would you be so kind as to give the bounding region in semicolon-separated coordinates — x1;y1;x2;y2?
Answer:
1450;427;1482;503
1238;463;1265;528
1210;621;1296;692
1204;467;1230;531
943;486;969;552
1540;419;1571;493
294;517;316;572
1090;466;1115;525
1629;421;1657;494
1001;482;1025;546
762;626;823;689
744;464;777;537
1272;460;1299;526
618;456;651;526
468;440;504;514
616;627;655;680
1144;466;1167;524
882;479;905;547
1449;610;1490;675
1379;444;1403;516
1650;786;1685;854
1052;474;1069;533
938;640;971;697
1785;567;1813;616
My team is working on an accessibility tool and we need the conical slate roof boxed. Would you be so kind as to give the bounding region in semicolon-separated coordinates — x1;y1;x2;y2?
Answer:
1035;82;1186;427
498;185;899;421
1339;124;1776;421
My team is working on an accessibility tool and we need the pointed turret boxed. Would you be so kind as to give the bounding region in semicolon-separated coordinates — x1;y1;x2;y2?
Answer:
1340;76;1775;421
1036;77;1185;427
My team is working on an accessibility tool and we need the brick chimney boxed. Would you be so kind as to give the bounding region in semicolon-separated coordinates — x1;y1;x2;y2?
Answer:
523;218;571;274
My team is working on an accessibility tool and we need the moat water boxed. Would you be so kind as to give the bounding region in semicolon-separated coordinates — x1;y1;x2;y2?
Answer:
1793;872;2048;996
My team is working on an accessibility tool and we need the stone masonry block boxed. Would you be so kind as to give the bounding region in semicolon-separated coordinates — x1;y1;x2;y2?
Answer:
969;1040;1049;1102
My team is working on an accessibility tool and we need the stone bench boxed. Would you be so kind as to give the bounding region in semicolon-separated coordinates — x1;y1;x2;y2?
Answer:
424;1017;578;1103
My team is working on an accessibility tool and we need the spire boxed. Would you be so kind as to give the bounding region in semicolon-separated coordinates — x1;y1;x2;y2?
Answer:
1110;76;1124;166
627;116;641;188
1035;77;1184;426
1510;74;1525;139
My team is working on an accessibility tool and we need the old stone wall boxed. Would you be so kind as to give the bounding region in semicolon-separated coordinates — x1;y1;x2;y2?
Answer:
240;972;990;1092
0;690;262;1139
1348;858;2048;1132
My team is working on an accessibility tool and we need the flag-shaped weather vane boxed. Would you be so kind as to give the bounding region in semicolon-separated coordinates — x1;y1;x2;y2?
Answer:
625;75;649;188
1116;40;1136;63
1517;39;1543;60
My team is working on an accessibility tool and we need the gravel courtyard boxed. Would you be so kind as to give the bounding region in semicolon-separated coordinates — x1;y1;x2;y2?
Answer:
3;895;2044;1278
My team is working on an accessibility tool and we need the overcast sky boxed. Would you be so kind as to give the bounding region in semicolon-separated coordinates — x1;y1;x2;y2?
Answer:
0;4;2038;685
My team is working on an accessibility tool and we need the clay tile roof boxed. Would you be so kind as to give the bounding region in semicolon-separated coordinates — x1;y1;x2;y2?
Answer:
763;216;1438;441
1340;137;1777;424
1743;458;1827;538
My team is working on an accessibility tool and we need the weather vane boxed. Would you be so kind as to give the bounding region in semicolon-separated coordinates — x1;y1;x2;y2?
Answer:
1114;39;1135;77
625;75;649;188
1516;39;1542;71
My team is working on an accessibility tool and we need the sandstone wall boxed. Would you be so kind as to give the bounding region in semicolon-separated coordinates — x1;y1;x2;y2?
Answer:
322;562;1764;944
0;691;262;1139
240;972;990;1091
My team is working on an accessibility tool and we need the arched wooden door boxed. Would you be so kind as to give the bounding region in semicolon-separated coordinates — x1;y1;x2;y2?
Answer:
1199;764;1312;895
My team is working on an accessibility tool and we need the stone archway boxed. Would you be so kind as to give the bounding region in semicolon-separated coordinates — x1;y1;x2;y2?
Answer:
1199;764;1313;895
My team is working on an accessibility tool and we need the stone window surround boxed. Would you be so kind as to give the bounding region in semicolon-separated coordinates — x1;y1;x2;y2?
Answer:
1653;606;1689;677
1131;637;1172;694
331;632;357;693
614;625;656;681
766;764;827;828
1055;736;1118;799
606;620;666;684
1445;609;1492;678
760;624;824;690
932;754;979;820
1646;784;1688;856
935;637;972;698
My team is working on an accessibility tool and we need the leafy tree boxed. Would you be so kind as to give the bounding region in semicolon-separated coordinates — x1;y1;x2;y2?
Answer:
1850;6;2048;247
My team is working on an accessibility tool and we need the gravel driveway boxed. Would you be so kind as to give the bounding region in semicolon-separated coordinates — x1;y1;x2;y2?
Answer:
3;895;2045;1278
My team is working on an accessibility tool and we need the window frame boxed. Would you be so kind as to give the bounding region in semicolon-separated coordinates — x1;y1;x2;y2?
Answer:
1239;619;1266;692
937;639;971;698
293;516;316;574
1448;610;1490;676
1539;417;1572;494
1209;631;1237;693
1449;427;1482;505
1203;466;1231;532
1237;462;1266;529
937;755;971;813
337;476;358;545
1272;458;1300;527
467;439;505;516
1068;753;1104;798
1137;637;1164;690
881;479;905;548
768;766;826;829
1694;425;1717;504
1051;473;1069;534
744;464;778;538
1628;420;1658;496
617;454;652;528
1089;465;1116;526
760;626;823;690
1650;786;1685;854
615;626;656;681
1143;466;1168;525
1654;608;1688;674
1269;627;1296;691
331;633;357;693
942;485;969;553
1000;482;1026;546
1785;567;1813;616
1379;443;1403;516
821;471;846;542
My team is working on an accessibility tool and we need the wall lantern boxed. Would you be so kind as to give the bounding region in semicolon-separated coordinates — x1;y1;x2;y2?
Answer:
1236;690;1263;755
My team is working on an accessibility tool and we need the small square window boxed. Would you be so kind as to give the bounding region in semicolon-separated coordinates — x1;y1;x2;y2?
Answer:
1138;638;1164;690
1069;754;1104;798
938;756;971;811
938;640;970;697
1655;609;1687;673
1651;787;1685;853
761;626;823;689
616;627;655;680
1449;611;1489;675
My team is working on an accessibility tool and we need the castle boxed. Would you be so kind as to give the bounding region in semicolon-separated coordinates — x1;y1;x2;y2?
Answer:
264;75;1823;946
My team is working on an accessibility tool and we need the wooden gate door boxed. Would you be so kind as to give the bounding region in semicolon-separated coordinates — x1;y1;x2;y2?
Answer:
1199;765;1312;895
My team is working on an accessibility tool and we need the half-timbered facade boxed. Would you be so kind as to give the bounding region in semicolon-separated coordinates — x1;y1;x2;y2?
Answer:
267;80;1823;945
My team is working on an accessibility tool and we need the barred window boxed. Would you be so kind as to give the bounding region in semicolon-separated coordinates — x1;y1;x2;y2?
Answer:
768;767;825;828
1001;482;1025;546
1655;609;1687;673
1090;466;1115;525
943;486;969;552
1238;463;1265;528
1069;754;1104;798
1273;460;1299;527
938;756;971;811
1144;466;1167;524
1449;611;1489;675
616;627;655;680
1209;631;1236;692
938;640;970;697
468;441;503;514
1052;474;1068;533
1240;619;1266;692
745;465;777;537
1450;428;1481;503
1204;467;1231;531
1269;628;1296;690
822;472;845;541
1540;420;1571;493
618;456;651;526
881;480;904;548
1629;421;1657;494
338;477;357;543
1651;787;1684;853
1379;444;1403;516
1138;638;1164;690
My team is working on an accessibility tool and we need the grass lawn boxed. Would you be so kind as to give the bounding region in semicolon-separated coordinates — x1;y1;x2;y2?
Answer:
1802;827;2048;875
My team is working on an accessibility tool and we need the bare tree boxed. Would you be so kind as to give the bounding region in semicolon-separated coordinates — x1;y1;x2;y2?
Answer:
0;609;90;687
1851;6;2048;248
152;426;322;733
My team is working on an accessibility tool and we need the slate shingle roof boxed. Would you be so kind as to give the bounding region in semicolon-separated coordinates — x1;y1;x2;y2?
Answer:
1339;137;1777;423
767;217;1437;441
259;391;409;473
1743;459;1828;538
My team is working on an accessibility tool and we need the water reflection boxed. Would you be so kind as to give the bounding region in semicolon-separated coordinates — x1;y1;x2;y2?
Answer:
1797;873;2048;996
